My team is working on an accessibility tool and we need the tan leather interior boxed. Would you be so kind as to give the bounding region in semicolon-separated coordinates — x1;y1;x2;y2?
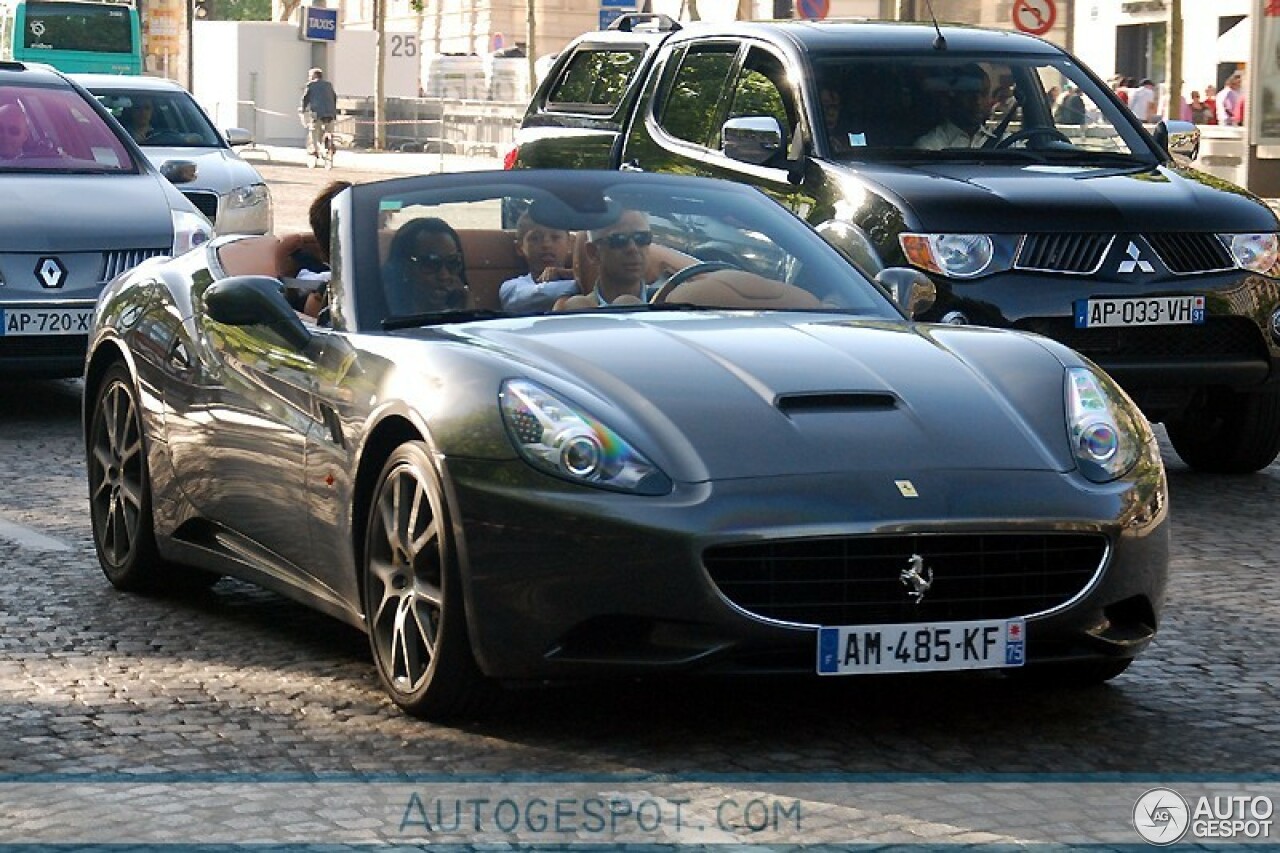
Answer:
215;233;326;280
658;269;822;309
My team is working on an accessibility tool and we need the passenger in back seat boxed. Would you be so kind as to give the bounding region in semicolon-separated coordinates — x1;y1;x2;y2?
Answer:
498;211;579;313
382;217;472;316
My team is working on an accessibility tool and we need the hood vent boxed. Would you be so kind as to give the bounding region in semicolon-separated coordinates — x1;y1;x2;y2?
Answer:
776;392;897;415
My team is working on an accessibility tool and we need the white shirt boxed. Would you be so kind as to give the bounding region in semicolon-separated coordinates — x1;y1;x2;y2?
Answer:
498;273;580;312
1127;85;1157;122
914;121;989;150
1218;86;1242;126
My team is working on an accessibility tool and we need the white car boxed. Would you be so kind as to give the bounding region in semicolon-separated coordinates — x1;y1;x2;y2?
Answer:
76;74;272;235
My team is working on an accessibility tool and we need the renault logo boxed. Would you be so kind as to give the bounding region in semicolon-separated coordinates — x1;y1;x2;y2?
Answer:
1117;241;1155;274
35;257;67;289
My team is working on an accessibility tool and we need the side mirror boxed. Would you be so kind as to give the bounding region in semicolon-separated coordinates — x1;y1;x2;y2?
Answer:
722;116;783;166
205;275;313;352
159;159;198;184
224;127;253;147
1153;119;1200;161
876;267;937;319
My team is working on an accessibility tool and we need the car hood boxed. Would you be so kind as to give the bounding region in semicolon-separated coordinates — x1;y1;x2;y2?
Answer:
853;161;1277;233
0;172;177;251
451;314;1077;481
143;147;261;194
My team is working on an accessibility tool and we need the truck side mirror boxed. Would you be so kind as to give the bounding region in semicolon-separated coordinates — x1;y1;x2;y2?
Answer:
722;116;783;166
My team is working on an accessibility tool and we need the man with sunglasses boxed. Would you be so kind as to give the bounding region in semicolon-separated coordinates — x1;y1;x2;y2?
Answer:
0;102;31;160
583;210;663;305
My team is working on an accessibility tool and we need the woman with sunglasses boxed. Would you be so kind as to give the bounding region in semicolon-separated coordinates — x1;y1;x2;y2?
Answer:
383;217;472;316
582;209;660;305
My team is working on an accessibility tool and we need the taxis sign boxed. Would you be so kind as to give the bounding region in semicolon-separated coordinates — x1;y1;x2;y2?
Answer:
301;6;338;42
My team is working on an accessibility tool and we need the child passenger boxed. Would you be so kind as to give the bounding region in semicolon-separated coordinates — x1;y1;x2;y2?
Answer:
498;212;579;312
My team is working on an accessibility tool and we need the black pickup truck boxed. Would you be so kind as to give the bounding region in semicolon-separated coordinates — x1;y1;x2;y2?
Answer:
510;14;1280;474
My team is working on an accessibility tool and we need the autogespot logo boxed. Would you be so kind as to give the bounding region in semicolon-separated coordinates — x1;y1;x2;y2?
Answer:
1134;787;1191;845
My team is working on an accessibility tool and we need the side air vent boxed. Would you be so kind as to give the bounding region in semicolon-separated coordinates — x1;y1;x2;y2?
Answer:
775;392;897;414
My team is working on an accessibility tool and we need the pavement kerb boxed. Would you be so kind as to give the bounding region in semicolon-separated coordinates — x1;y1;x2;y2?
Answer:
242;144;504;175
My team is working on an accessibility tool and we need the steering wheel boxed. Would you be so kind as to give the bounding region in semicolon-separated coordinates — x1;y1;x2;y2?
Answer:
650;261;739;303
995;127;1071;149
145;130;194;145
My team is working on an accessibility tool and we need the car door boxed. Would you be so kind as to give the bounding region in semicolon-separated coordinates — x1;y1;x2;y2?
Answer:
622;40;820;218
167;308;321;573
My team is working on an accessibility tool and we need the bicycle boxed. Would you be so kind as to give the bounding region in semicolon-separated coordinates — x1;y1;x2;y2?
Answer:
319;124;336;169
301;112;337;169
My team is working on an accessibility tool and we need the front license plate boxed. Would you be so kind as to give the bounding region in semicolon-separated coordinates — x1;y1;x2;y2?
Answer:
817;618;1025;675
1074;295;1205;328
0;307;94;336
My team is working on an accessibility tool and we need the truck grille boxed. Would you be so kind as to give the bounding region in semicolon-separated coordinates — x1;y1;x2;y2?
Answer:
1016;315;1267;360
1016;233;1235;275
1016;234;1111;274
704;533;1107;626
182;190;219;223
1144;233;1234;274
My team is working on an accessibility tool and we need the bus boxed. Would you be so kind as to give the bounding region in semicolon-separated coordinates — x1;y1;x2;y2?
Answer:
0;0;141;74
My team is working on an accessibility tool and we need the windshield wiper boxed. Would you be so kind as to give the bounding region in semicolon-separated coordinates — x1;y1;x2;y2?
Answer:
383;308;507;330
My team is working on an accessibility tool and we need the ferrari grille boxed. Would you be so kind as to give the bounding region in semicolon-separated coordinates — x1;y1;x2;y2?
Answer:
704;533;1107;626
100;249;168;284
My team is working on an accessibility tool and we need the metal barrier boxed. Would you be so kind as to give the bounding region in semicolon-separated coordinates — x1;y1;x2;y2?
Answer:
229;97;524;157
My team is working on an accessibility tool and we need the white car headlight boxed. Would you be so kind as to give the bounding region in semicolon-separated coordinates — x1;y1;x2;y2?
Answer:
1065;367;1146;483
171;209;212;255
500;379;671;495
227;183;270;211
899;233;1016;279
1220;232;1280;275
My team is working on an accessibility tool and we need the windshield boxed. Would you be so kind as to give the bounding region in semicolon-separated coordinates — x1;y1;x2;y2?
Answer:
91;89;224;147
813;53;1157;164
0;83;136;172
22;1;133;53
351;174;902;330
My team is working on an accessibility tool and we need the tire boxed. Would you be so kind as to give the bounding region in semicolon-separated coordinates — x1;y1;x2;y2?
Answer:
88;365;219;594
1008;657;1132;687
362;442;490;719
1166;385;1280;474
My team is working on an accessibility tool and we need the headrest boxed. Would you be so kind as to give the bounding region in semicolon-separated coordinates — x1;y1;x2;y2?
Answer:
922;63;988;93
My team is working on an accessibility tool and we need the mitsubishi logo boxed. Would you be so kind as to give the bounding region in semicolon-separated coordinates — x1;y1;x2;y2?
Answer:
899;554;934;604
35;257;67;289
1117;241;1155;274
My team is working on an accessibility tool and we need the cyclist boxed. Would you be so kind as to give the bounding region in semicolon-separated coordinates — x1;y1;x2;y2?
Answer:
299;67;338;168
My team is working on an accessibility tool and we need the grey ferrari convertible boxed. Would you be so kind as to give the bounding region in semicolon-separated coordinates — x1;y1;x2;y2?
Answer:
83;170;1169;720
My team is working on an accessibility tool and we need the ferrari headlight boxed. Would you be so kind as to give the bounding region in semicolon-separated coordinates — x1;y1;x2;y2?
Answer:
499;379;671;495
899;233;1015;279
1066;368;1145;483
1220;232;1280;275
171;209;212;255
